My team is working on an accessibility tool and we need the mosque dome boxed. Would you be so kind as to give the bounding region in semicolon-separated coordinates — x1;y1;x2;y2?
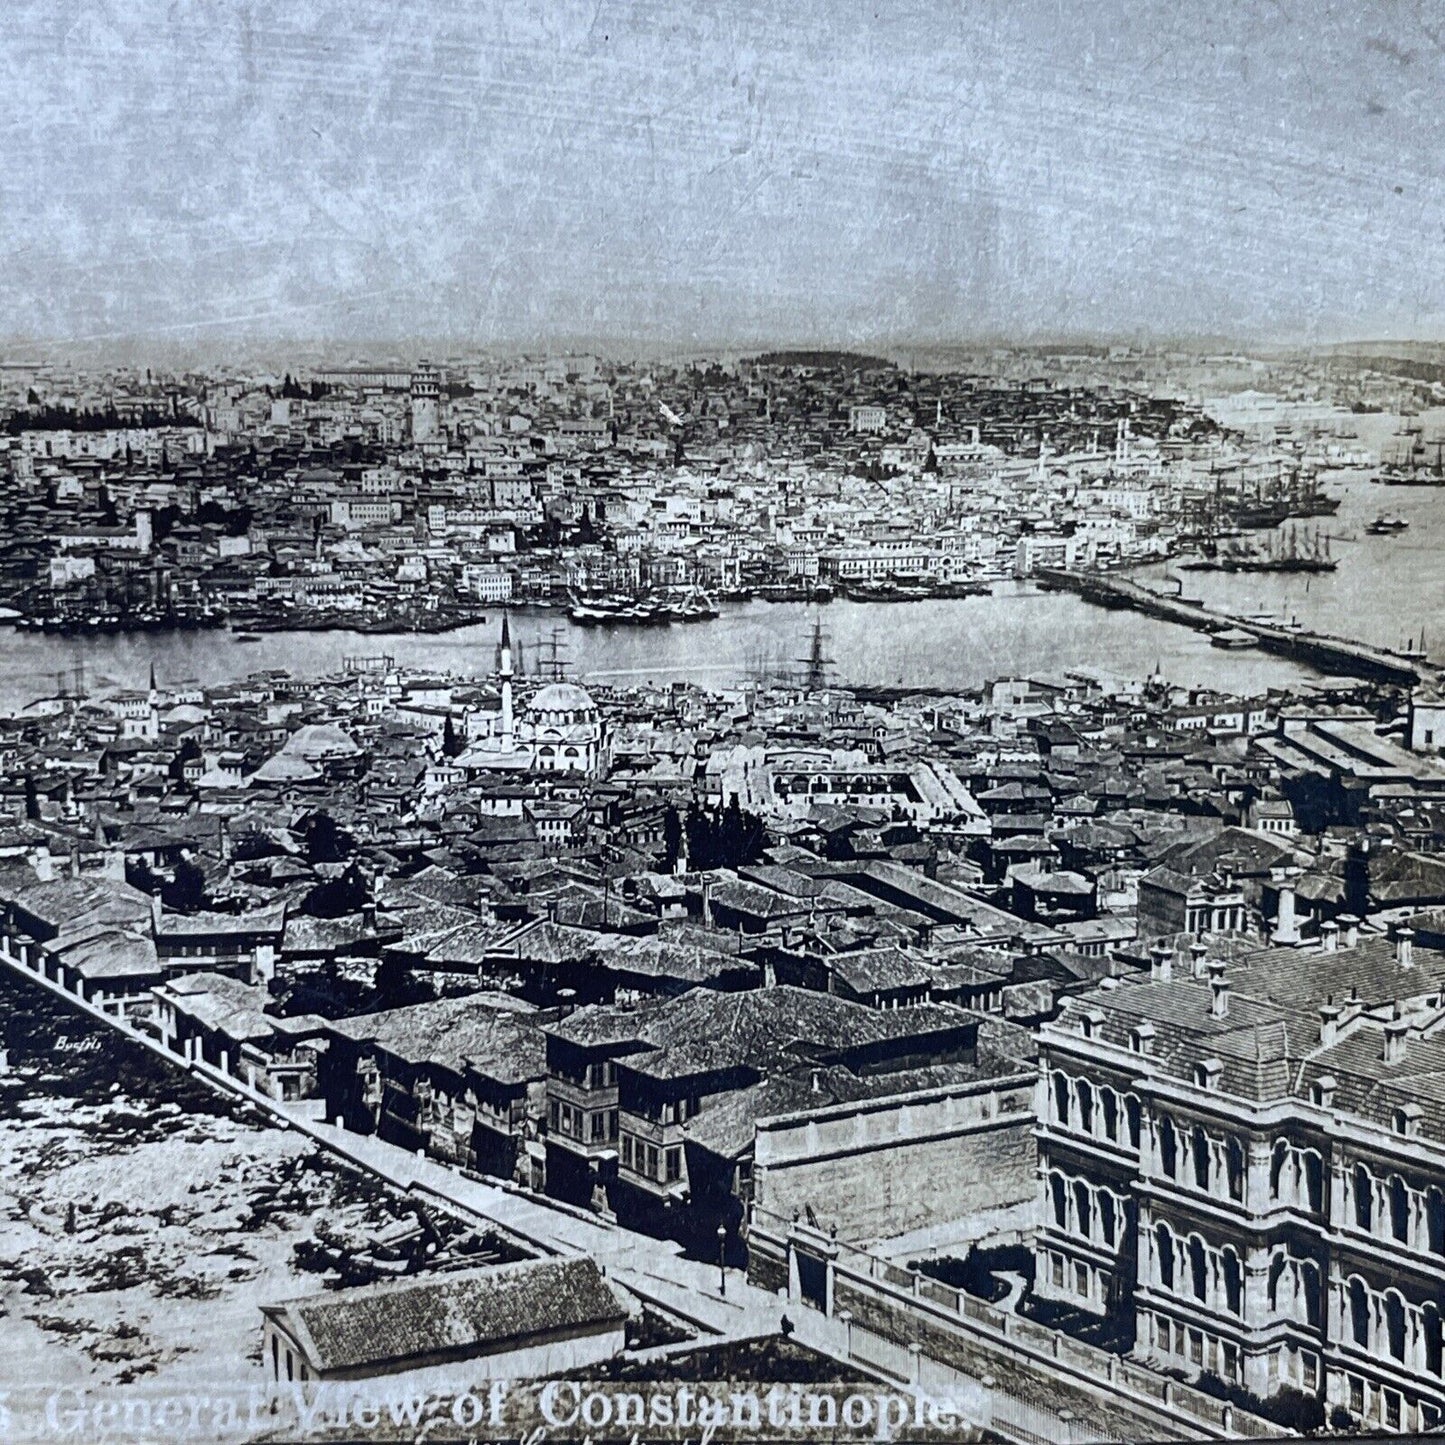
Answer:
527;682;598;722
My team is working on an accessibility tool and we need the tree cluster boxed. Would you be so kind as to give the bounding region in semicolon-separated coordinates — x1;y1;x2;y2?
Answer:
663;796;766;872
5;403;201;433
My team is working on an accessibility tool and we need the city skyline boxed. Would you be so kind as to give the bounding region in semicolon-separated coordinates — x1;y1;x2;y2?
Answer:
6;0;1445;350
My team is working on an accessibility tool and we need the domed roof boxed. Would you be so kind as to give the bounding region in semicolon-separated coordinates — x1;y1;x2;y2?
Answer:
280;722;361;760
528;682;596;714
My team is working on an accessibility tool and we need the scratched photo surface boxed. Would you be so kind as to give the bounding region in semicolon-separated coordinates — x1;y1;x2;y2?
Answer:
2;3;1445;1443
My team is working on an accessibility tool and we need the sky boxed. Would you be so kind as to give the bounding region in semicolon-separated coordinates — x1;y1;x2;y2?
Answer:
4;0;1445;351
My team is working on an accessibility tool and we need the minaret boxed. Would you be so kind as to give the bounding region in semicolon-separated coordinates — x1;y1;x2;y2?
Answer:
499;613;514;745
146;663;160;739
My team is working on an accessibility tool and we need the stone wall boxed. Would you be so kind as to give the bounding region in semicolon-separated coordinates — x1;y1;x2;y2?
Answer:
755;1080;1037;1244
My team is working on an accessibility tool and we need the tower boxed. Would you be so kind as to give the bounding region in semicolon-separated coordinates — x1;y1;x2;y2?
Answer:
410;361;441;444
498;613;514;745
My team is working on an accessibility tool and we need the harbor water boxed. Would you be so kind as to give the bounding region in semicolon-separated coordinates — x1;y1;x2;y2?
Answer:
1;474;1440;713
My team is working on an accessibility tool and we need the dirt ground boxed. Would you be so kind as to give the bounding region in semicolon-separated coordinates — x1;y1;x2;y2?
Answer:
0;976;516;1397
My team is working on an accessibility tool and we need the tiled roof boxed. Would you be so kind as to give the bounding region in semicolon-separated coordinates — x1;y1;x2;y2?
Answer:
1052;933;1445;1111
335;993;547;1083
269;1256;625;1374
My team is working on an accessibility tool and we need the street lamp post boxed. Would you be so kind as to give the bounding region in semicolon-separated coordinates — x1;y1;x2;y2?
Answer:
717;1224;727;1297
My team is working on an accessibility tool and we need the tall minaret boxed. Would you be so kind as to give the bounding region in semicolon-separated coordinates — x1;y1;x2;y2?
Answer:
499;613;514;745
146;663;160;739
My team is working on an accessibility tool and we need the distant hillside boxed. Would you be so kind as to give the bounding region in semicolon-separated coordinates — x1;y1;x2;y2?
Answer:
754;350;893;371
1323;353;1445;386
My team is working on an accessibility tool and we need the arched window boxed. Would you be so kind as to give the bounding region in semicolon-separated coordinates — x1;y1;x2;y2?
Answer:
1222;1249;1242;1315
1192;1125;1211;1190
1050;1172;1067;1229
1268;1253;1286;1311
1270;1138;1288;1198
1073;1180;1093;1238
1354;1164;1374;1231
1349;1278;1370;1346
1159;1116;1177;1178
1100;1087;1118;1142
1076;1079;1094;1133
1301;1261;1323;1328
1429;1188;1445;1255
1099;1191;1117;1247
1156;1224;1175;1289
1188;1236;1207;1301
1125;1095;1142;1150
1389;1175;1410;1244
1426;1303;1443;1377
1052;1072;1070;1125
1385;1291;1407;1362
1226;1137;1245;1201
1303;1150;1324;1213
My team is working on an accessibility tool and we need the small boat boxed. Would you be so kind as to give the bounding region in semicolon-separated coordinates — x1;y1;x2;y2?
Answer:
234;633;264;643
1211;627;1260;650
1367;514;1410;535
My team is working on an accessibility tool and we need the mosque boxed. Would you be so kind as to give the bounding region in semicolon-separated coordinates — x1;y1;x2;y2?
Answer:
456;616;605;776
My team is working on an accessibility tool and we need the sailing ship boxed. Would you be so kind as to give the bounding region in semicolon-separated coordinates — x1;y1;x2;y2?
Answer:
1224;463;1340;528
1378;421;1445;485
567;585;718;626
1183;525;1337;574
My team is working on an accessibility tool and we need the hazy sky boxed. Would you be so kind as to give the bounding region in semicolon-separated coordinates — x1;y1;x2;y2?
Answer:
5;0;1445;349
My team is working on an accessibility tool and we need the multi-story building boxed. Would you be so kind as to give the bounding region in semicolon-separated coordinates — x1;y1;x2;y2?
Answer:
544;986;986;1248
319;994;547;1182
1036;925;1445;1433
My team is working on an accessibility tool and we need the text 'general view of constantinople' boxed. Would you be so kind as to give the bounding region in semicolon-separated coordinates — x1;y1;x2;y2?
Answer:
9;340;1445;1442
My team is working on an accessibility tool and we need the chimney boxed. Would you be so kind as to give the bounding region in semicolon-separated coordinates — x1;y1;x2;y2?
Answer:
30;846;54;884
1189;941;1208;979
1210;976;1230;1019
1149;944;1172;983
1345;838;1371;917
1271;867;1301;946
68;844;81;880
1338;913;1360;950
362;900;377;932
810;1068;822;1093
1319;920;1339;953
1319;999;1341;1047
1384;1019;1408;1065
1397;926;1415;970
702;876;715;928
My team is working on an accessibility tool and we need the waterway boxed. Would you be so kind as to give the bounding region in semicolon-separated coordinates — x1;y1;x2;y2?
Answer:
1;473;1440;713
1138;469;1445;656
0;585;1316;712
